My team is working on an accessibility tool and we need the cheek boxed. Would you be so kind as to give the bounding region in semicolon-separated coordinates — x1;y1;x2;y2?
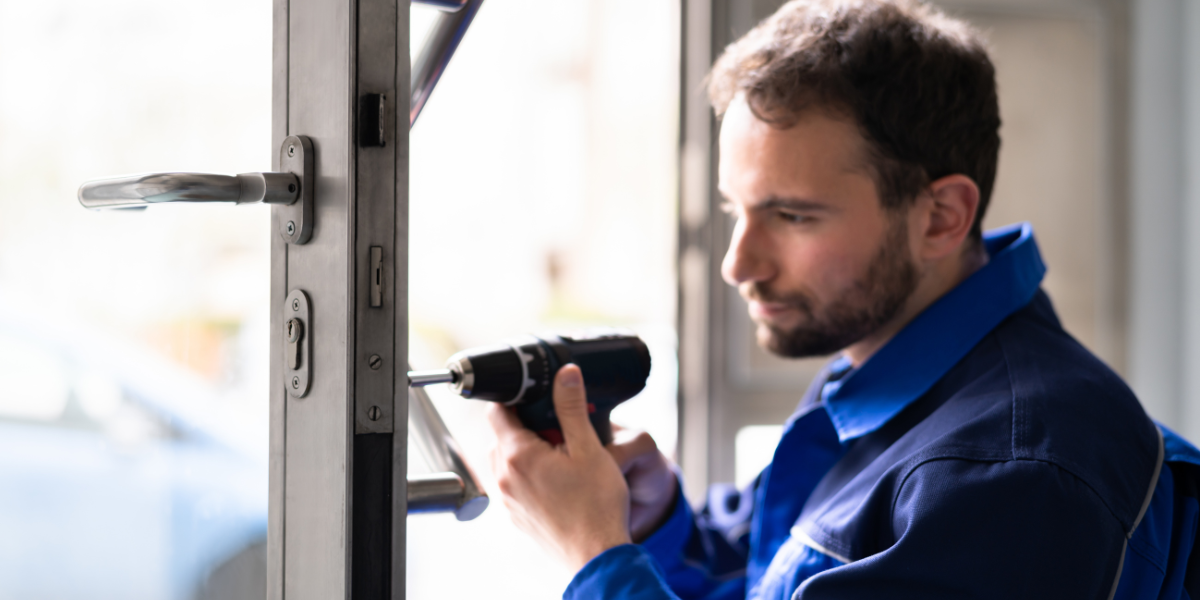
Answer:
775;234;876;299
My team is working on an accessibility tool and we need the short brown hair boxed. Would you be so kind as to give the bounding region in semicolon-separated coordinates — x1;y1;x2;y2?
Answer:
708;0;1001;239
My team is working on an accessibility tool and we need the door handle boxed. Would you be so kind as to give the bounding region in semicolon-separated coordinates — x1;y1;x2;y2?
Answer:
78;135;315;244
78;172;299;208
411;0;484;125
407;371;488;520
413;0;469;11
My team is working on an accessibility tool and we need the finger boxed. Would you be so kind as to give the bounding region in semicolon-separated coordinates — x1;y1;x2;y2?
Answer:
610;424;641;446
607;430;659;470
552;364;599;450
488;446;503;484
485;402;523;433
486;403;540;448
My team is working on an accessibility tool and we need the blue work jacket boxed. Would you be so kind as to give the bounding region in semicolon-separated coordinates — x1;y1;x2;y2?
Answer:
565;224;1200;599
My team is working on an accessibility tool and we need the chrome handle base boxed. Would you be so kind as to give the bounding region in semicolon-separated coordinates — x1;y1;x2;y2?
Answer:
408;371;488;521
407;472;465;513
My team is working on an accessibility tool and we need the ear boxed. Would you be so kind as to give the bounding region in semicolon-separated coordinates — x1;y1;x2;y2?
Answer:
916;174;980;261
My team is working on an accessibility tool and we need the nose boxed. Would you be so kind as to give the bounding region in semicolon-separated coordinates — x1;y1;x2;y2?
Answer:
721;215;773;287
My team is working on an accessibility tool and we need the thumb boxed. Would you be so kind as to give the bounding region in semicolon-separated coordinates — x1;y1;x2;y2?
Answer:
552;364;599;450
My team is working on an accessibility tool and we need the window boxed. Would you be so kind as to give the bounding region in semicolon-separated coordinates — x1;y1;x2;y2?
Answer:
406;2;680;597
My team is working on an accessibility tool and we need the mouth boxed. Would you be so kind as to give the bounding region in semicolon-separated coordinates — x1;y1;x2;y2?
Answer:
747;300;796;321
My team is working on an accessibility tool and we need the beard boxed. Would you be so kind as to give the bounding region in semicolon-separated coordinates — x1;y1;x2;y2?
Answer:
748;217;919;358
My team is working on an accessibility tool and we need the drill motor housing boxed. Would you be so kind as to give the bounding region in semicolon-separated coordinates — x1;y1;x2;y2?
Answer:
445;331;651;445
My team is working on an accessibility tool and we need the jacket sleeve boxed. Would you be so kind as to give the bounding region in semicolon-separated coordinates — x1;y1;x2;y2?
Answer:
794;458;1128;600
564;475;759;600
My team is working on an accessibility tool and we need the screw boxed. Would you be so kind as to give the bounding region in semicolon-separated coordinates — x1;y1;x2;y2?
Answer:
288;183;297;193
288;144;296;157
368;354;383;370
291;376;300;389
292;298;300;311
286;221;296;236
368;406;382;421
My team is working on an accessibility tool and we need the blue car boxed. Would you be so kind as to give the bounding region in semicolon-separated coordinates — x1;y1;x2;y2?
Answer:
0;310;268;600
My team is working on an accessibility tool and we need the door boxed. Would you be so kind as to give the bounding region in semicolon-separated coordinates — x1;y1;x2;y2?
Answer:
45;0;419;596
9;0;681;597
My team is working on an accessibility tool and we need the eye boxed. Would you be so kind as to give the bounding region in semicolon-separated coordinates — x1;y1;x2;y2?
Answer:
776;210;810;224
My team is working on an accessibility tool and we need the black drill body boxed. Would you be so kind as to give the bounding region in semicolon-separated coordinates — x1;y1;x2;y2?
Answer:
443;332;651;445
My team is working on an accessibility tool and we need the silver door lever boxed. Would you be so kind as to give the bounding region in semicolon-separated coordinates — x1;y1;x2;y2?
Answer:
78;135;315;244
78;171;299;208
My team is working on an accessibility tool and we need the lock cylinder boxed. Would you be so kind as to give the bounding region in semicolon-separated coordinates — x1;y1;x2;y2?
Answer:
284;289;312;398
285;318;304;370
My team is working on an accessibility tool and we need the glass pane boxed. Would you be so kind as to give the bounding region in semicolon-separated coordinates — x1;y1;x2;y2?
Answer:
406;0;680;597
0;1;271;598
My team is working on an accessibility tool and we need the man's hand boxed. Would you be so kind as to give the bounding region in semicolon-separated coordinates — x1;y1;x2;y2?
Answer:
486;364;633;571
609;427;678;542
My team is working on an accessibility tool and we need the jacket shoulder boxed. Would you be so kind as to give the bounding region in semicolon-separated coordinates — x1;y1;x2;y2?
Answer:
989;290;1160;533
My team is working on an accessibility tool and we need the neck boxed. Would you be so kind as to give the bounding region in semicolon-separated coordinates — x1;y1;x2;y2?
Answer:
843;241;988;367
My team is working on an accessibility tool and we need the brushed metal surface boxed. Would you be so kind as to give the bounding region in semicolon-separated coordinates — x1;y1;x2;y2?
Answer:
268;0;413;597
266;0;288;597
278;135;315;244
277;0;355;597
390;2;411;596
354;0;399;437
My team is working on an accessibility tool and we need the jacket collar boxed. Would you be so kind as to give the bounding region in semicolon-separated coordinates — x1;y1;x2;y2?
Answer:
821;222;1046;442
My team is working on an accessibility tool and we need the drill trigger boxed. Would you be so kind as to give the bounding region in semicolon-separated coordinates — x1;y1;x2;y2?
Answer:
537;429;565;446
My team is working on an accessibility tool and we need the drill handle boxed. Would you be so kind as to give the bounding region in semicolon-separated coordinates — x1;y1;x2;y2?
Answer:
589;408;614;446
515;399;615;447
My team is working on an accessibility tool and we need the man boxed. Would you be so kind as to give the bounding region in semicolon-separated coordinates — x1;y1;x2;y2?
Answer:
487;0;1200;597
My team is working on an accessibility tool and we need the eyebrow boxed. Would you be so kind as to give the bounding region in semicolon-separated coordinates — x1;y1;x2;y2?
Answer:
756;196;832;212
717;191;834;213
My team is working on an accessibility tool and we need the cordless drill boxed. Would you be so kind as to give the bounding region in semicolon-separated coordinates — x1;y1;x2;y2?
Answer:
408;331;651;445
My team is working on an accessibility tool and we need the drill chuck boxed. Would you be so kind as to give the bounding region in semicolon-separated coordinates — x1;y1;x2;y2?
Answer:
409;331;651;444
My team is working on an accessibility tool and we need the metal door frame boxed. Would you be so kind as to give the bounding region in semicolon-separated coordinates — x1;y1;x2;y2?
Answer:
268;0;409;597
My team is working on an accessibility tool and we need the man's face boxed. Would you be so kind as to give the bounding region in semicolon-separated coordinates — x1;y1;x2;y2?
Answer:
718;99;919;358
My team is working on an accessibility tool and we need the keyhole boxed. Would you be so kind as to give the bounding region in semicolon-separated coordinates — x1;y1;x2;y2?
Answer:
286;318;303;343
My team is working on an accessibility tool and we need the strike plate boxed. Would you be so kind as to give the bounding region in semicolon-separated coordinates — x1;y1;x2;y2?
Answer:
285;289;312;398
277;135;314;244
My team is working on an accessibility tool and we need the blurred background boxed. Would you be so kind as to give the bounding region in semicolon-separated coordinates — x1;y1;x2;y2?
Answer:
0;0;1198;598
